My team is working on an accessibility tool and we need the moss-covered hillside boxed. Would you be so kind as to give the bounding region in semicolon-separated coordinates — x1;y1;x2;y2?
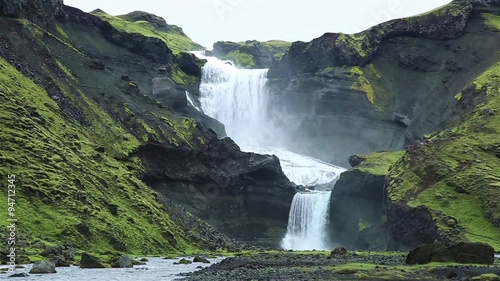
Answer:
93;10;204;54
388;60;500;250
212;40;291;68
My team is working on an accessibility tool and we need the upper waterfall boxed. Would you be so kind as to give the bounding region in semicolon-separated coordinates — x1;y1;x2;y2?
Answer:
199;56;268;146
196;53;345;187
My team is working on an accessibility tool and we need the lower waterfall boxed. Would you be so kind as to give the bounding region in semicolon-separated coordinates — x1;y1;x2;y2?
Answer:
196;52;345;250
281;191;332;250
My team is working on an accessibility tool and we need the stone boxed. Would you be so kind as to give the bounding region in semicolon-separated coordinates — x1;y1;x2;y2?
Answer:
9;273;29;277
331;246;348;256
29;260;57;274
111;255;133;268
80;253;106;268
348;155;367;168
0;0;64;27
193;256;210;263
406;242;495;265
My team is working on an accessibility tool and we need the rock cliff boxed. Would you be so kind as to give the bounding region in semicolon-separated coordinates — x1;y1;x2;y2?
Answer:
266;0;500;167
324;0;500;249
211;40;290;68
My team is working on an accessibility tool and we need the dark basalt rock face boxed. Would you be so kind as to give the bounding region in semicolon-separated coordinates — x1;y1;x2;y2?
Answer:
406;243;495;265
212;40;290;69
329;169;388;250
0;0;64;28
0;3;294;251
64;6;174;64
137;136;296;247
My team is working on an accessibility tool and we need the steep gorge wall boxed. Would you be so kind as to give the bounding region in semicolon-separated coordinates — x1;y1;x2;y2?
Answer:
266;0;500;167
0;1;296;256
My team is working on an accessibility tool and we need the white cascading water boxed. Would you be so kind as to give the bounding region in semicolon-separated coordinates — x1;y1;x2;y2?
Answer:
196;53;345;250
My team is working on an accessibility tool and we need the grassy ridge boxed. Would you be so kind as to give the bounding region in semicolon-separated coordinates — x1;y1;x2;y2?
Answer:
0;55;196;258
388;60;500;250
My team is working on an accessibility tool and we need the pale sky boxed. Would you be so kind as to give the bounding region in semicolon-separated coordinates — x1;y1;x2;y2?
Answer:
64;0;452;48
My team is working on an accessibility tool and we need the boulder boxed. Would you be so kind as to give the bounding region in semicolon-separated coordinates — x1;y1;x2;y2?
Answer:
29;260;57;274
40;244;75;267
80;253;106;268
193;256;210;263
330;247;348;256
0;0;64;27
110;255;133;268
406;242;495;265
9;272;29;277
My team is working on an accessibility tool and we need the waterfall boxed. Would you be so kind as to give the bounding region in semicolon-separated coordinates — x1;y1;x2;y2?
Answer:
199;57;268;146
196;52;345;250
281;191;332;250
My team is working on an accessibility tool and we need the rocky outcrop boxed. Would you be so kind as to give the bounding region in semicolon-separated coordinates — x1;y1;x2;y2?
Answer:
0;0;64;28
0;2;293;257
269;0;476;78
406;243;495;265
138;137;296;247
29;260;57;274
110;255;133;268
211;40;290;68
64;7;174;64
328;151;406;250
265;0;500;167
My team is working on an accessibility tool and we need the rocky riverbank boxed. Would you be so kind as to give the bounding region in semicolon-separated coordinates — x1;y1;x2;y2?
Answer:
181;250;500;281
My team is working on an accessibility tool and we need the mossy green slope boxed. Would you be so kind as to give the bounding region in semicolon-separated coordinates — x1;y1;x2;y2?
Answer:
93;10;203;54
388;60;500;250
0;56;198;257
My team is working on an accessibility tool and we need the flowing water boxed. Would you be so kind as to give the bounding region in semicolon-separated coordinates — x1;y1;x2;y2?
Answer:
0;257;224;280
196;53;346;250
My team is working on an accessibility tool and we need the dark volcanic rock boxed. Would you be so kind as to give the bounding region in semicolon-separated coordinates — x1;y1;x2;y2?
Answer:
193;256;211;263
269;0;474;78
110;255;133;268
212;40;290;68
406;243;495;265
138;136;296;247
329;169;389;249
65;6;174;64
265;0;500;167
0;0;64;28
387;204;439;251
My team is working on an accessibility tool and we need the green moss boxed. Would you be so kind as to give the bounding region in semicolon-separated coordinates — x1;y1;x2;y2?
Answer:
471;274;500;281
358;219;372;232
223;51;256;68
171;64;200;85
262;40;291;60
0;57;199;256
93;11;202;54
356;151;405;176
349;65;391;112
55;24;72;44
387;61;500;250
482;13;500;31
